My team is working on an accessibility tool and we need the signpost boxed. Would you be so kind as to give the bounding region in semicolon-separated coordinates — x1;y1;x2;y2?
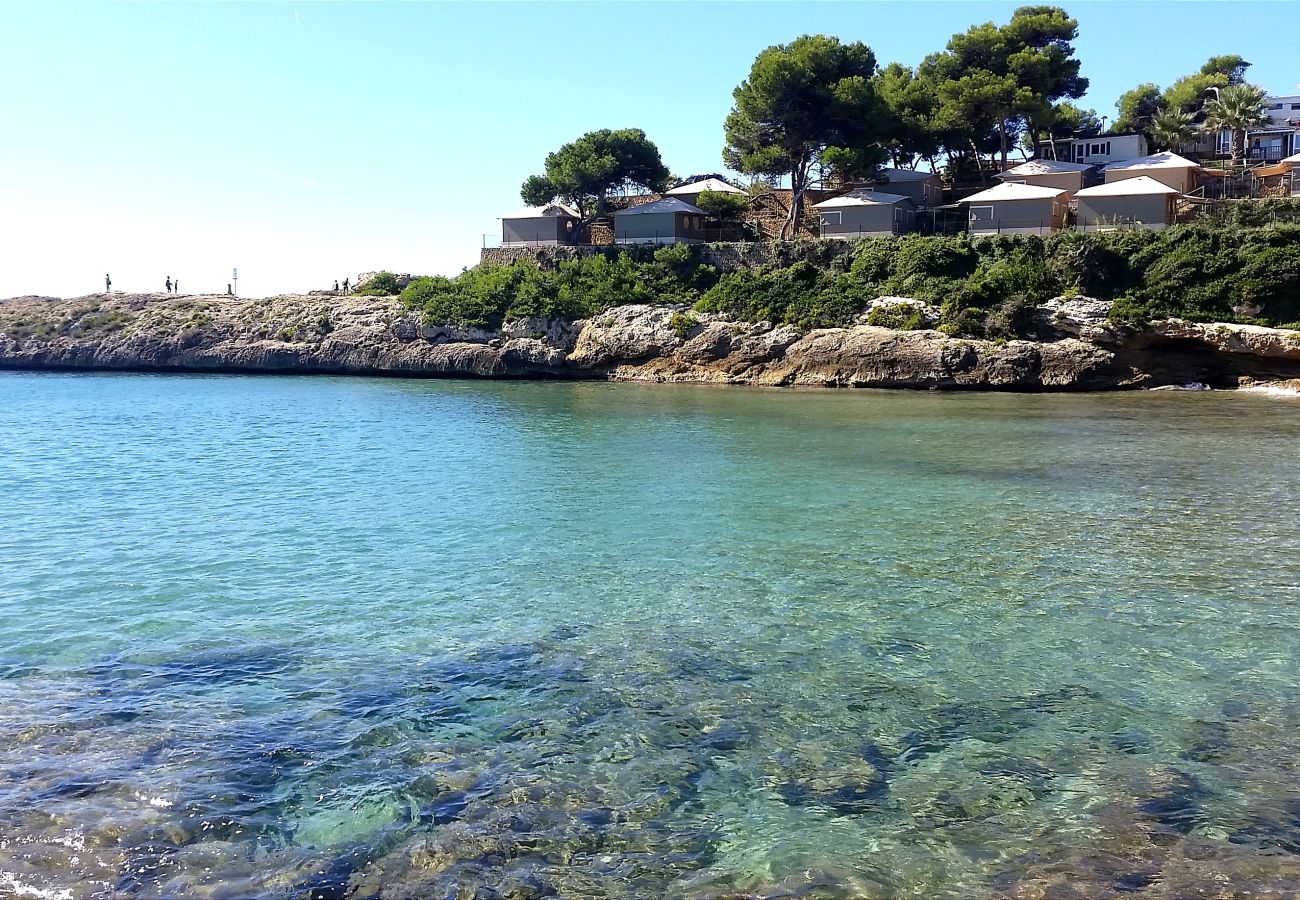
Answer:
232;268;238;298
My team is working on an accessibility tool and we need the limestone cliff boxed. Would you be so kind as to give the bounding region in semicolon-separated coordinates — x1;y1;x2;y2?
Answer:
2;292;1300;391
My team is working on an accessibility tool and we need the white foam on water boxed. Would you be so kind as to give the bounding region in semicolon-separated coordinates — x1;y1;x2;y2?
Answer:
134;791;173;808
48;831;86;851
1238;384;1300;398
0;873;74;900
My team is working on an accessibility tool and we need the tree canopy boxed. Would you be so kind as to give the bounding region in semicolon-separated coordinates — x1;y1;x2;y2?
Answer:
521;129;670;217
1112;83;1163;135
920;6;1088;172
723;34;884;238
1203;83;1268;163
1111;55;1254;137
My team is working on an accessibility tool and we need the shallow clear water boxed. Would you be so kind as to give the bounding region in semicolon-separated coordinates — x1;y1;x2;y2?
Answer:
1;372;1298;899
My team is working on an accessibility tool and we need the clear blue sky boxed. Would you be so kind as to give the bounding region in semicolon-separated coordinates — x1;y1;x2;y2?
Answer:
1;2;1294;299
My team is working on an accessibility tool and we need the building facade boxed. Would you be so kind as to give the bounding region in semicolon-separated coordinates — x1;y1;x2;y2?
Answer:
611;197;707;245
812;191;916;238
1061;133;1148;166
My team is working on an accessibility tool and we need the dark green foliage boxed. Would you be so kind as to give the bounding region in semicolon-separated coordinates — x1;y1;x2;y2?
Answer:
403;225;1300;336
353;272;402;296
1203;199;1300;229
400;246;719;329
983;296;1043;340
521;128;670;217
695;190;750;221
865;304;928;330
723;34;884;238
669;311;699;341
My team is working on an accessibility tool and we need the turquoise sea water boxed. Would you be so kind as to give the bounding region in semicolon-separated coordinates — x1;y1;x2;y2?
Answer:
1;372;1298;899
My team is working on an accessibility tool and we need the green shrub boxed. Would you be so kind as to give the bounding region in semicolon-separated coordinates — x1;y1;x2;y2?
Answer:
400;225;1300;333
669;311;699;341
865;304;928;330
354;271;402;296
695;190;749;221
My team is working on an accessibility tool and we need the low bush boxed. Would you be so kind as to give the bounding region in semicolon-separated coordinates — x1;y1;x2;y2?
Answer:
399;224;1300;336
353;271;403;296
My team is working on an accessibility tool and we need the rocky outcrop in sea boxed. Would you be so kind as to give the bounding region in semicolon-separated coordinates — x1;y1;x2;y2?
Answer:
2;292;1300;391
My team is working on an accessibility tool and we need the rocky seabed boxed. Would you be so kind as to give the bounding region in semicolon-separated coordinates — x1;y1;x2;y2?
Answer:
3;632;1300;899
3;293;1300;391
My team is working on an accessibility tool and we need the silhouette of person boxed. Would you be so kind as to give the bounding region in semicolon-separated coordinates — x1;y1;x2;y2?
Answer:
342;278;349;294
166;277;172;293
174;280;179;294
334;280;339;293
105;274;111;292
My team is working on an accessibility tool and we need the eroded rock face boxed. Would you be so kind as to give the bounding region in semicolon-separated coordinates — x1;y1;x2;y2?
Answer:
567;304;688;369
1036;297;1124;344
3;291;1300;391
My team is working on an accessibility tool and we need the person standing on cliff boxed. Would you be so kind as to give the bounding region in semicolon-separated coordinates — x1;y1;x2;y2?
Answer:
165;277;172;293
334;280;339;293
342;278;349;294
105;274;111;293
174;279;179;295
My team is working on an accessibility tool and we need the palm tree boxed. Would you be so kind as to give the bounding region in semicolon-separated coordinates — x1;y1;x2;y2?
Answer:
1150;109;1196;153
1201;84;1268;164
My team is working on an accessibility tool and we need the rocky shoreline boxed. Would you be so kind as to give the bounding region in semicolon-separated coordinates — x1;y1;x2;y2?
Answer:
2;292;1300;391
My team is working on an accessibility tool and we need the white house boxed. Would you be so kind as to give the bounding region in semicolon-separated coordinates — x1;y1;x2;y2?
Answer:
1061;133;1148;166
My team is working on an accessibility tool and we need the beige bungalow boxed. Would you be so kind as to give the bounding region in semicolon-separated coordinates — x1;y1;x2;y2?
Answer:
1075;176;1179;231
1103;152;1201;194
612;197;706;245
996;159;1095;195
812;191;916;238
1282;152;1300;196
501;203;581;247
858;168;944;207
663;177;746;208
961;182;1069;235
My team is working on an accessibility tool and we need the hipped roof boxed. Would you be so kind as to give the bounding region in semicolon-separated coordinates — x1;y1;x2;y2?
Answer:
501;202;581;220
1075;176;1180;197
961;182;1069;203
665;177;745;195
1104;151;1201;172
998;159;1094;177
813;190;913;208
612;197;705;216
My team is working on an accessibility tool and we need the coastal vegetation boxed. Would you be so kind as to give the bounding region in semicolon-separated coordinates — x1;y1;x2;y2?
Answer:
400;222;1300;336
520;129;671;218
352;272;403;296
520;8;1275;231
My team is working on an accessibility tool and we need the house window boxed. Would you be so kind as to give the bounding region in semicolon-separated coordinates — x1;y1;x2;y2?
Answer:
1292;103;1300;110
820;211;842;226
1269;103;1283;110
